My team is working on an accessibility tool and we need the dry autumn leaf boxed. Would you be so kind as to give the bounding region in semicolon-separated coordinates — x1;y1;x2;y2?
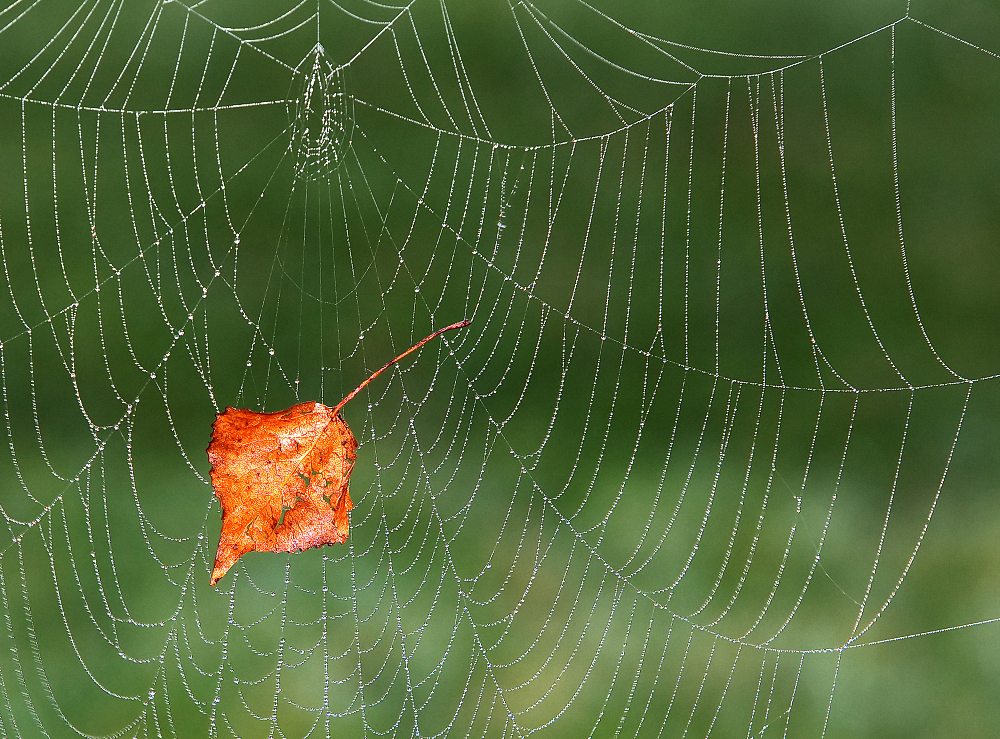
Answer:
208;320;470;586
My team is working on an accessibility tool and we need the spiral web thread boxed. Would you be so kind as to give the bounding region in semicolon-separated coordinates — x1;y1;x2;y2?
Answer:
0;0;997;736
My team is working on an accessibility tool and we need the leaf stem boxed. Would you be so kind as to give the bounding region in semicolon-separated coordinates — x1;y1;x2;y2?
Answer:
333;320;471;416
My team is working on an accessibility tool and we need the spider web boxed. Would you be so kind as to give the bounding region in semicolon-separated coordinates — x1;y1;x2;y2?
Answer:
0;0;999;736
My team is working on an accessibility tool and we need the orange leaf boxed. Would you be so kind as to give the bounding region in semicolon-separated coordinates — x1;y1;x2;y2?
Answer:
208;320;469;585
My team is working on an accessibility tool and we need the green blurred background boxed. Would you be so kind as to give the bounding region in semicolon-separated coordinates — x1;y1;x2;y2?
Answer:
0;0;998;736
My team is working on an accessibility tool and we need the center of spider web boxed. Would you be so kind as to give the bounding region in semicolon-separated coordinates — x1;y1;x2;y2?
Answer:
291;43;352;180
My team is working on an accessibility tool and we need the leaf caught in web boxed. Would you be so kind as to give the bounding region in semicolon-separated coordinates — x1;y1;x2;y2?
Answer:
208;320;469;585
207;401;357;586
